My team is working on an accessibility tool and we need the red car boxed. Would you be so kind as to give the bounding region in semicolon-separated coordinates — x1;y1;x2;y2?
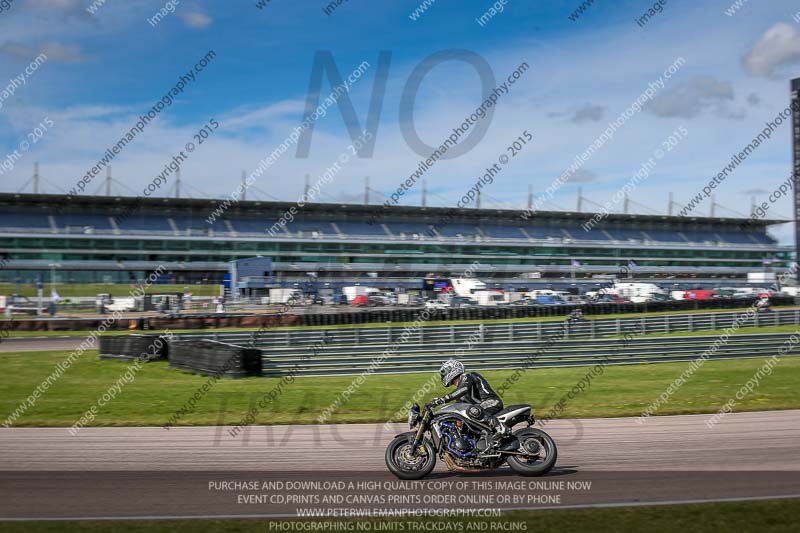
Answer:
684;290;716;300
593;293;630;304
350;295;369;306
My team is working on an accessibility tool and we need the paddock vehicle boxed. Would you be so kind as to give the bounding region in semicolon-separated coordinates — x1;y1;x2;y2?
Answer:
385;401;557;479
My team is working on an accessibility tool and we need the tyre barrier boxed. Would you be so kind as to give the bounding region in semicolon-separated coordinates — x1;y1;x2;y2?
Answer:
168;340;262;379
98;334;169;361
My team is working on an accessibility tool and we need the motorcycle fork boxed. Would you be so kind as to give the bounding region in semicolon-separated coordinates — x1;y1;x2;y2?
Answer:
412;411;431;456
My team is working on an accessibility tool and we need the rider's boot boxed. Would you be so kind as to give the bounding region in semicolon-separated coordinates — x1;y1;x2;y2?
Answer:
488;417;511;449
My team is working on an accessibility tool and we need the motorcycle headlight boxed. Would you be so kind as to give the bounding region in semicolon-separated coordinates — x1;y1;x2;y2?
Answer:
408;403;420;428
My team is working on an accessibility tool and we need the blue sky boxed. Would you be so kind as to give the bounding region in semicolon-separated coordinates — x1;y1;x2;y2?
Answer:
1;0;800;241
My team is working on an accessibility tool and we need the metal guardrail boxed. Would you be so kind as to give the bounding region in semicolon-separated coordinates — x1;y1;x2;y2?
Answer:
296;298;797;327
167;309;800;377
256;333;800;377
174;308;800;348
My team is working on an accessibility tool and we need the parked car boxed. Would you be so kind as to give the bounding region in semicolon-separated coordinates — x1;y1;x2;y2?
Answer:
335;293;349;305
450;296;479;308
535;295;567;305
402;295;425;306
592;293;630;304
684;290;716;301
350;295;369;306
425;299;451;309
368;294;391;307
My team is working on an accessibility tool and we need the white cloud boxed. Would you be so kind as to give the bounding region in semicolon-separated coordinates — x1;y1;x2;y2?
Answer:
23;0;87;17
0;40;86;62
221;100;305;131
571;103;606;123
646;76;735;118
567;168;595;183
177;10;212;29
743;22;800;78
547;103;607;123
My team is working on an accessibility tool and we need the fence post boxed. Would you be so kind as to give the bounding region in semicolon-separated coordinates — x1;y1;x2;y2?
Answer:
355;328;360;346
615;319;621;336
664;315;669;334
711;313;716;330
755;311;759;328
590;319;596;339
688;315;693;332
450;325;455;343
536;321;542;340
509;323;513;341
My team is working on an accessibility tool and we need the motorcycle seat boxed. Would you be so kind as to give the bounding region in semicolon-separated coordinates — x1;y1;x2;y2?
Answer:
496;404;529;416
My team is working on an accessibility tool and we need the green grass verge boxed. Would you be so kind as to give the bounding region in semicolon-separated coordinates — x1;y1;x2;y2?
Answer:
0;283;221;298
2;344;798;427
3;498;799;532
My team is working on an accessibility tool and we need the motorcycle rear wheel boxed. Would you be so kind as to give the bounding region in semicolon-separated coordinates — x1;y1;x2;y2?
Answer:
506;428;557;476
385;434;437;480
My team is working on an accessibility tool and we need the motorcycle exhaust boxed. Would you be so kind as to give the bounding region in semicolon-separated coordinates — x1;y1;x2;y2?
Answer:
442;453;483;473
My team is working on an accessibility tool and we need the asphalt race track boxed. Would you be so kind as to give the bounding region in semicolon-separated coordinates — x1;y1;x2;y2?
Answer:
1;410;798;520
0;336;90;353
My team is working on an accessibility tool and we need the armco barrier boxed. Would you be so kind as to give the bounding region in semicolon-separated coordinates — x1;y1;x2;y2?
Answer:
1;298;793;332
298;297;795;326
174;308;800;349
255;332;800;377
98;335;168;361
157;308;800;378
168;340;262;378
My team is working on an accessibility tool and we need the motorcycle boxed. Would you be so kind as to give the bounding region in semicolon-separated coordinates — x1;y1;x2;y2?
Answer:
385;401;557;479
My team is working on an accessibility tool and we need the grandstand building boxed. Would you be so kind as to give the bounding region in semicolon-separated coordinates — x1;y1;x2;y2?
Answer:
0;192;790;289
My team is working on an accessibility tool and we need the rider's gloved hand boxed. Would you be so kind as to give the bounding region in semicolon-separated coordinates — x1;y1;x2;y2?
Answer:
429;397;445;407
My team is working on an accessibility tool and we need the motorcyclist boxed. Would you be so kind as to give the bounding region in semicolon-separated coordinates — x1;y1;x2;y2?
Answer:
430;359;511;449
566;308;584;326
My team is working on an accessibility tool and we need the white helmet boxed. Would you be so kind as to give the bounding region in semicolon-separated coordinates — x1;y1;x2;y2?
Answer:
439;359;464;387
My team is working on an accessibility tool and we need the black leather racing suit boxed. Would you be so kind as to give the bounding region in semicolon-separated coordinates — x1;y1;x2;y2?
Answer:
442;372;504;418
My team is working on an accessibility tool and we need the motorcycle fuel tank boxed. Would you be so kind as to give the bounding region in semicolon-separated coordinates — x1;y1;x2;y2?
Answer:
437;403;473;418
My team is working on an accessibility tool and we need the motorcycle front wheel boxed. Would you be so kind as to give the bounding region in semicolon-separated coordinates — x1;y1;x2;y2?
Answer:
385;434;437;480
506;428;557;476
